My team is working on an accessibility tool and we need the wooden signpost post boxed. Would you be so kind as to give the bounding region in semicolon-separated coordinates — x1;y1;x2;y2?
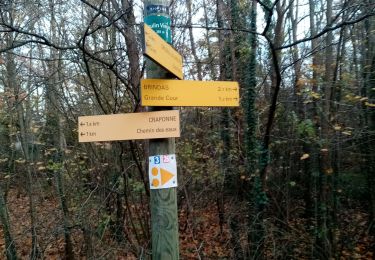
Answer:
77;1;240;259
144;1;180;259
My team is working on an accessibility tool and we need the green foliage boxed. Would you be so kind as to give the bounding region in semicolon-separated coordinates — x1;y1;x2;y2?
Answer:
253;176;268;206
259;146;270;169
128;177;144;194
179;137;220;180
96;214;111;240
297;119;316;139
179;120;220;165
46;160;63;172
238;41;251;61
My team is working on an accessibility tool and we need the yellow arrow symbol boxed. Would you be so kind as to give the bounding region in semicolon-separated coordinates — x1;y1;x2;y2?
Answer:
160;168;175;185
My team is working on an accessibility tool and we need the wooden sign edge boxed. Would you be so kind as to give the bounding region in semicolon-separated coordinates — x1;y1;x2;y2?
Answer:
142;23;183;80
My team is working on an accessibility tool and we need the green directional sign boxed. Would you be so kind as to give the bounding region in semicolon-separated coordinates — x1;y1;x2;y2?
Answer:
144;15;171;43
145;3;171;43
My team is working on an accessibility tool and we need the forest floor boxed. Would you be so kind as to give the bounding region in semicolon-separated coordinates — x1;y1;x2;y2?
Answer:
0;188;373;259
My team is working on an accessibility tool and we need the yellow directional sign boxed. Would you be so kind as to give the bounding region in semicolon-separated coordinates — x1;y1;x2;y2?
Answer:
78;110;180;142
141;79;239;107
143;24;183;79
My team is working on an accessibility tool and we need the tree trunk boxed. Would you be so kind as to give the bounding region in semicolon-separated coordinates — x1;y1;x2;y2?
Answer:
254;1;286;259
245;0;260;259
0;186;18;260
203;0;217;80
111;0;141;108
5;27;40;259
361;7;375;236
186;0;203;80
44;2;75;258
316;0;335;258
216;0;243;258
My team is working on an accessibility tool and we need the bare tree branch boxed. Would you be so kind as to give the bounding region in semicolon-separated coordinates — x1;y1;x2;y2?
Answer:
277;10;375;50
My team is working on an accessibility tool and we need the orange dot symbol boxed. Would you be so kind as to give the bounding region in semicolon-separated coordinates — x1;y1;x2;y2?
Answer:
152;179;160;187
152;167;158;176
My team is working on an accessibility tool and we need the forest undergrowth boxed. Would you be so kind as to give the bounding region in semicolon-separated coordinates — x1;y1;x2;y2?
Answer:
0;187;373;259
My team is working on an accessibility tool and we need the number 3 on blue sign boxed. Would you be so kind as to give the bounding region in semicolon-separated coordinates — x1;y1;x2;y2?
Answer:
153;156;160;164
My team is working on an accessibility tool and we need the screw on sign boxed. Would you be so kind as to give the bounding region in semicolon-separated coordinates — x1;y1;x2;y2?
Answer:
149;154;177;189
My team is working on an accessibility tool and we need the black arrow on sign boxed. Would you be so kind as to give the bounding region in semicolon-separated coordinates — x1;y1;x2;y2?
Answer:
80;132;85;136
80;122;85;126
